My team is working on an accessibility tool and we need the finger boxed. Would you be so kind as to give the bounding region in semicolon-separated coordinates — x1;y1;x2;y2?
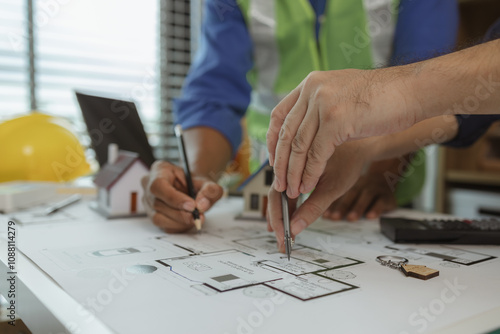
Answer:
325;188;359;221
153;198;200;227
323;194;341;220
150;160;186;190
288;197;298;217
150;211;195;234
273;95;308;193
299;111;336;195
285;107;319;199
290;181;340;237
267;188;285;252
266;206;273;232
365;195;397;219
267;87;301;167
323;201;342;221
346;189;376;222
194;180;223;212
149;169;197;212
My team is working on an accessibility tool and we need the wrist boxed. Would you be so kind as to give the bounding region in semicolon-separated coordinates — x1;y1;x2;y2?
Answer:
402;61;439;121
367;65;425;133
357;136;381;163
368;155;406;175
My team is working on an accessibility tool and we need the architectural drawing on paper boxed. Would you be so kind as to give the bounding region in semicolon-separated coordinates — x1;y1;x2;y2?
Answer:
155;234;363;301
384;245;496;266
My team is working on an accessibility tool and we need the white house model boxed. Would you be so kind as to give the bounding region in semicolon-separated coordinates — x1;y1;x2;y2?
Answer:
92;144;149;218
237;160;273;220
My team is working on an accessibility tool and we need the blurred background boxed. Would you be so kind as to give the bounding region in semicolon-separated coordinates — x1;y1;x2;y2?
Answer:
0;0;500;220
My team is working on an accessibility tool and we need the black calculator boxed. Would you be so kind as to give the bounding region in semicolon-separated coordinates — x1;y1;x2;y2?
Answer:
380;216;500;244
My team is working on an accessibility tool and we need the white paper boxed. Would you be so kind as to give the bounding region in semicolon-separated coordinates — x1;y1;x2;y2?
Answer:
15;198;500;334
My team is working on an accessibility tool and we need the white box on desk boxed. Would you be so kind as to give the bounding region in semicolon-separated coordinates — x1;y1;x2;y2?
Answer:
0;182;57;213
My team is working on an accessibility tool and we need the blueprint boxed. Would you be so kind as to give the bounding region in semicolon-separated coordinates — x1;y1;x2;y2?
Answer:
38;227;362;302
15;198;500;334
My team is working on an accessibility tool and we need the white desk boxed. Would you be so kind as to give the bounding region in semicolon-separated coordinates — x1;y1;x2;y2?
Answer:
1;197;499;334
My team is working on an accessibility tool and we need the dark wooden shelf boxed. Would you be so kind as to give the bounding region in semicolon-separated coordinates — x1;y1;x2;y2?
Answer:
445;170;500;186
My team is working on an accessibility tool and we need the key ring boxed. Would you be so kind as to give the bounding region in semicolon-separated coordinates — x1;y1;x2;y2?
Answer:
376;255;409;270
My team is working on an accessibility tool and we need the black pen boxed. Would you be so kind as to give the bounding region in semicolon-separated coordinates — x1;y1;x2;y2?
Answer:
174;125;201;231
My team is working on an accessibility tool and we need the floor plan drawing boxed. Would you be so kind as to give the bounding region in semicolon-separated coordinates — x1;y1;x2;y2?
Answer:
384;244;496;266
156;234;362;301
14;200;500;334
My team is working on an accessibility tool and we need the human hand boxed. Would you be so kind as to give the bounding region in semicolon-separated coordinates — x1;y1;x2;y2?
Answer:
323;160;399;222
265;191;298;253
267;69;421;200
267;139;374;251
141;160;223;233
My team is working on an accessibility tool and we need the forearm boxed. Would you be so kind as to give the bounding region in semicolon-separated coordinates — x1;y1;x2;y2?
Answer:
368;155;410;175
184;127;233;181
385;39;500;122
370;116;459;162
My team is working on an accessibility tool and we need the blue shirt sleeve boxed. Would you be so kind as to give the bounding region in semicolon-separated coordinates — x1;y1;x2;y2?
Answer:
484;18;500;42
443;115;500;148
391;0;459;65
173;0;253;157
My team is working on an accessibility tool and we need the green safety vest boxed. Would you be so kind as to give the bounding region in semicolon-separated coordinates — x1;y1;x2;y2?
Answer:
237;0;425;205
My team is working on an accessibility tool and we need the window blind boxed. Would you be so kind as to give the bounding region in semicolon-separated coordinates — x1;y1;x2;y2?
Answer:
0;0;29;119
0;0;202;164
158;0;194;162
34;0;159;142
0;0;159;158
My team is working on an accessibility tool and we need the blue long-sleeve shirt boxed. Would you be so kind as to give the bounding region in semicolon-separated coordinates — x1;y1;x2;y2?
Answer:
175;0;459;156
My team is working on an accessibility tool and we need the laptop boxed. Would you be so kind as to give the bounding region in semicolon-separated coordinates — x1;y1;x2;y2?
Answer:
75;91;156;168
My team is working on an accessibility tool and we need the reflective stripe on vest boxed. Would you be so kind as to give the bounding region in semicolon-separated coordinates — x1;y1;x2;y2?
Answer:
247;1;286;114
241;0;399;115
238;1;424;206
363;0;399;68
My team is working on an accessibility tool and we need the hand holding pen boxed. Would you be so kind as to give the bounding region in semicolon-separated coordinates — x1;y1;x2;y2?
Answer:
140;128;223;233
175;125;202;230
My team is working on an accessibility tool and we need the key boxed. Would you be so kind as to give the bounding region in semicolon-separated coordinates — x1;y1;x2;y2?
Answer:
376;255;440;281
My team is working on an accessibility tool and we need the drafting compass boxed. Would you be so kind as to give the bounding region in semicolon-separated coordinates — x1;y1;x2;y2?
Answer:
281;191;292;260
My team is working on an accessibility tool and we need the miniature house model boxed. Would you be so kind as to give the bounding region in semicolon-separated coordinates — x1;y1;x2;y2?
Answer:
92;144;149;218
237;160;273;220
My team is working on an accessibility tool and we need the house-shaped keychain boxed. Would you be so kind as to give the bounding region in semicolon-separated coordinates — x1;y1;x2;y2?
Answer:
91;144;149;218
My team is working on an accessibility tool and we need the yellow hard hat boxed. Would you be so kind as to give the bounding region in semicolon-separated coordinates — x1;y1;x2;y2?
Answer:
0;112;91;182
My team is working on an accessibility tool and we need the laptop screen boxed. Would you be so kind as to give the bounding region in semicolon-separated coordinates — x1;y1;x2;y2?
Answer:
75;91;156;168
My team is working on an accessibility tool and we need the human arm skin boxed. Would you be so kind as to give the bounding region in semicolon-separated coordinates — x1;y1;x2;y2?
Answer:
141;128;230;233
142;0;252;233
322;0;458;223
267;39;500;200
183;127;233;179
268;115;459;248
323;158;406;222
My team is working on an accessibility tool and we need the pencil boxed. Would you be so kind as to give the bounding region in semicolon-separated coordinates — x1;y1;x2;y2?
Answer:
174;125;202;231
